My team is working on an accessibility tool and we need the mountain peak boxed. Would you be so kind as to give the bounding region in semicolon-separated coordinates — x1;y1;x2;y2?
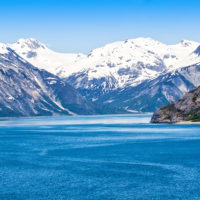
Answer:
179;40;198;47
13;38;47;50
124;37;159;45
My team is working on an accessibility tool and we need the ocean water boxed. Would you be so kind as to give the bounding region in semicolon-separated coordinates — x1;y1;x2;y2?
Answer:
0;114;200;200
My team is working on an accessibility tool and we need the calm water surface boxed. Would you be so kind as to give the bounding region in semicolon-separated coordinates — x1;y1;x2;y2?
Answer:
0;114;200;200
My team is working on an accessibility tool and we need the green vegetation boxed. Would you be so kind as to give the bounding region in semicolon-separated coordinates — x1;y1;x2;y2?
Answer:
187;114;200;122
186;108;200;122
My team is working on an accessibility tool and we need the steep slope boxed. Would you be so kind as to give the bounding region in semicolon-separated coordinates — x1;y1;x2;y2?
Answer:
10;38;200;87
68;39;199;87
70;63;200;113
194;45;200;56
151;86;200;123
0;46;96;117
10;38;86;77
9;37;200;113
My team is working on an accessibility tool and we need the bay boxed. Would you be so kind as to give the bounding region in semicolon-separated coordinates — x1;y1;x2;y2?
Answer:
0;114;200;200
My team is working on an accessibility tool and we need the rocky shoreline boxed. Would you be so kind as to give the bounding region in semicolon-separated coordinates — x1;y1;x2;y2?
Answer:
151;86;200;123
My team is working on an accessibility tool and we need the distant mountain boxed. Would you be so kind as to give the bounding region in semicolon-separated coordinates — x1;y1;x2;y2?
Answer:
93;63;200;113
10;38;85;77
0;45;96;117
10;38;200;88
151;85;200;123
8;38;200;113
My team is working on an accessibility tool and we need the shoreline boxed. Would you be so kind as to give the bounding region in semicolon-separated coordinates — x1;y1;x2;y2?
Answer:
175;121;200;125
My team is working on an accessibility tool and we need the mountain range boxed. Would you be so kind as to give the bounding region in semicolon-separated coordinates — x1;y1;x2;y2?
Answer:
0;44;96;117
0;37;200;116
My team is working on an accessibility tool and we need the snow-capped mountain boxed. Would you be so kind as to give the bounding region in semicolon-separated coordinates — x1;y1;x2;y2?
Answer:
95;63;200;113
10;37;200;89
10;38;86;77
6;37;200;113
0;45;96;117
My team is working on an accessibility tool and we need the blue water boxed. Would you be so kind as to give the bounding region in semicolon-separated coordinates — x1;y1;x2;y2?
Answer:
0;114;200;200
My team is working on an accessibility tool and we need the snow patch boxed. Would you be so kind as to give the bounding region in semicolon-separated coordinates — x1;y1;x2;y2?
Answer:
0;43;8;54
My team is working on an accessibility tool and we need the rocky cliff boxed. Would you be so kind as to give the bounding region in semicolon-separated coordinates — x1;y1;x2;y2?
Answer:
151;86;200;123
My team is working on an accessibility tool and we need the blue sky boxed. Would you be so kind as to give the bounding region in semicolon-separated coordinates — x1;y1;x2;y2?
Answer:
0;0;200;53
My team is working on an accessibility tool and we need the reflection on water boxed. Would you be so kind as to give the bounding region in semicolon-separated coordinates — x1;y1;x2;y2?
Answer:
0;114;200;200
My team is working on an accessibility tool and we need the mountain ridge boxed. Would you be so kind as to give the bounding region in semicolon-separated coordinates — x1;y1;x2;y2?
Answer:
1;37;200;114
0;46;97;117
9;37;200;82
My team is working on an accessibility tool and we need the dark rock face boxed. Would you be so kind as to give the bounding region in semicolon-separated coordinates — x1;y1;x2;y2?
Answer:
0;48;96;117
194;45;200;56
151;86;200;123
